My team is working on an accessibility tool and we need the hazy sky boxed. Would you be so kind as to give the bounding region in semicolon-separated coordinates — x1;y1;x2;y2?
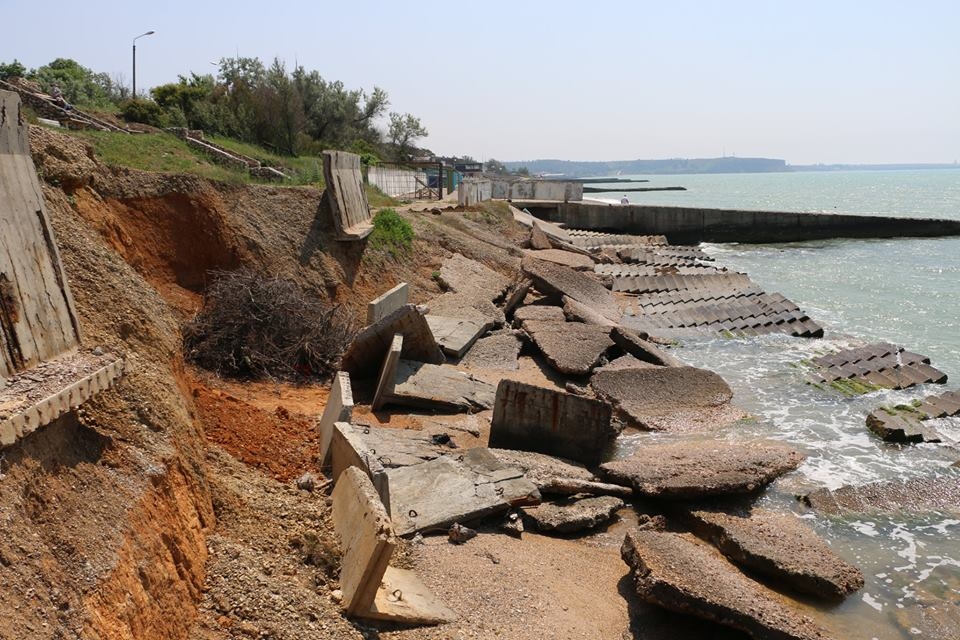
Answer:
2;0;958;164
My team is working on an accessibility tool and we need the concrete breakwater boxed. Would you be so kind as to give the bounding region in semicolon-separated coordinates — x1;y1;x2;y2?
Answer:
522;201;960;244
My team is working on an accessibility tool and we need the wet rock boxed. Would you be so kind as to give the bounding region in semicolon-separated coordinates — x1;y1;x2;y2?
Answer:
591;366;743;432
601;440;805;499
521;256;622;322
523;320;614;376
894;599;960;639
686;508;863;601
800;472;960;515
865;408;941;443
621;530;830;640
522;495;624;533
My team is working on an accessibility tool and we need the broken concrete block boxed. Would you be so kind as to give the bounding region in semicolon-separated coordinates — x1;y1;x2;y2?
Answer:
367;283;409;325
387;448;540;536
591;366;741;432
523;320;614;376
459;331;522;371
489;379;615;466
561;296;617;327
341;304;444;378
601;440;805;499
529;220;553;250
425;315;492;357
372;334;403;411
332;466;455;624
621;530;831;640
488;448;631;498
522;495;624;533
513;305;567;325
438;253;510;303
319;371;355;466
686;508;864;601
526;249;595;271
382;360;495;412
426;291;505;326
610;327;685;367
800;473;960;516
500;278;532;316
330;422;391;512
322;150;373;240
332;466;396;615
521;256;621;323
511;206;571;243
353;423;449;468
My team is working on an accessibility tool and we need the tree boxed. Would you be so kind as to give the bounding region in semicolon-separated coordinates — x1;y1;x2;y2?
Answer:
0;59;27;80
388;112;428;160
32;58;117;107
253;59;305;155
294;67;389;148
485;158;507;174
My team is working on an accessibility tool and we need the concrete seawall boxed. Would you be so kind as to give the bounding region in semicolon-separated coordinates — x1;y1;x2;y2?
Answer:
522;201;960;244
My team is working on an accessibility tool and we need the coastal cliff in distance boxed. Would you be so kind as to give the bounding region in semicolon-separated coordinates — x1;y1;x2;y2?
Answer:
505;156;786;177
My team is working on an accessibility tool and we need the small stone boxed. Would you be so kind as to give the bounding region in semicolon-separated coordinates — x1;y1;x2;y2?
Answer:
448;522;478;544
330;589;342;603
92;346;104;356
296;472;317;492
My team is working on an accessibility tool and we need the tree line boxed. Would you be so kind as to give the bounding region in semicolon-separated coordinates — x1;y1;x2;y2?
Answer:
0;56;427;161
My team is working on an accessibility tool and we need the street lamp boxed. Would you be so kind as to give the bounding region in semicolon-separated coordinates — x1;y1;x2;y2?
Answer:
132;30;155;98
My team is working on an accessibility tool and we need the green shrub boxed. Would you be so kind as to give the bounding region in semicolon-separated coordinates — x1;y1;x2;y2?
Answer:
120;98;166;127
367;208;414;258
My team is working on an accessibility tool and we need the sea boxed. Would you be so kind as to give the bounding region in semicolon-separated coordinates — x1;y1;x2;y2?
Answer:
590;169;960;639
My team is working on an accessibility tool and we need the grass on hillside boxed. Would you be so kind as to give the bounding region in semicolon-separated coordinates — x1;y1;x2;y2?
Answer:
365;208;414;261
207;135;324;186
66;130;252;183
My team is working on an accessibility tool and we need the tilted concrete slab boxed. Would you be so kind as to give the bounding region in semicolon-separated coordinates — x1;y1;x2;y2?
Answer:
621;530;832;640
425;315;492;358
459;330;523;371
329;422;391;513
590;366;742;432
525;249;595;271
372;334;403;411
522;320;614;376
367;283;409;325
383;360;495;412
489;379;616;466
0;89;81;376
318;371;354;467
332;466;455;624
322;150;373;240
332;466;396;615
438;253;511;303
340;304;444;378
601;440;805;499
521;256;622;323
425;291;505;327
685;508;864;601
522;495;624;534
512;304;566;325
387;448;540;536
0;354;124;447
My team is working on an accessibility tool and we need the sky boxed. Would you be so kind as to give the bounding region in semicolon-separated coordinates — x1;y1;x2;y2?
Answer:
2;0;958;165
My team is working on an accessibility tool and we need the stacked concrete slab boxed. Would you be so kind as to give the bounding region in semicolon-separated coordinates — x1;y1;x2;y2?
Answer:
0;89;123;448
322;150;374;240
865;388;960;443
808;342;947;392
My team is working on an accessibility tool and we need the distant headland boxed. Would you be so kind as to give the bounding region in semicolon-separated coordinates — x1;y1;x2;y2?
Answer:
504;157;959;177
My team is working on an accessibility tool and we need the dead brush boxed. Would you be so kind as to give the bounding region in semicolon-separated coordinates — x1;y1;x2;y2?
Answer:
183;268;356;380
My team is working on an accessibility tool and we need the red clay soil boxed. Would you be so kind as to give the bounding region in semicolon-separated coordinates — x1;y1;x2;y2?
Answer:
188;371;322;483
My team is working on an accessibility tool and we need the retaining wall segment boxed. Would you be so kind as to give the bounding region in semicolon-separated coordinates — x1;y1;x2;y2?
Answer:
322;150;373;240
529;201;960;243
367;283;409;325
0;90;81;376
489;379;615;466
318;371;355;466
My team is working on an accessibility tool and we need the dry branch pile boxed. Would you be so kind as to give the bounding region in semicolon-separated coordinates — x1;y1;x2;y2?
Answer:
184;269;356;380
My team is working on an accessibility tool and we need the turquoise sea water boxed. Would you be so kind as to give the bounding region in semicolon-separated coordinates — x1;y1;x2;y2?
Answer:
595;170;960;638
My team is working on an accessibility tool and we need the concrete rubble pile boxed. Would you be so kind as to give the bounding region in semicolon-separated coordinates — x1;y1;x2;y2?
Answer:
318;223;873;636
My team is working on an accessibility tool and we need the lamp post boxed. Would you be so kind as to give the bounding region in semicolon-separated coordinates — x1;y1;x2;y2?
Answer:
132;30;155;98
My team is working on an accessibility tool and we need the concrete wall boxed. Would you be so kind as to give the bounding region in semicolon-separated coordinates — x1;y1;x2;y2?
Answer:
368;165;427;198
490;179;583;202
0;90;81;377
525;201;960;244
458;178;493;206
